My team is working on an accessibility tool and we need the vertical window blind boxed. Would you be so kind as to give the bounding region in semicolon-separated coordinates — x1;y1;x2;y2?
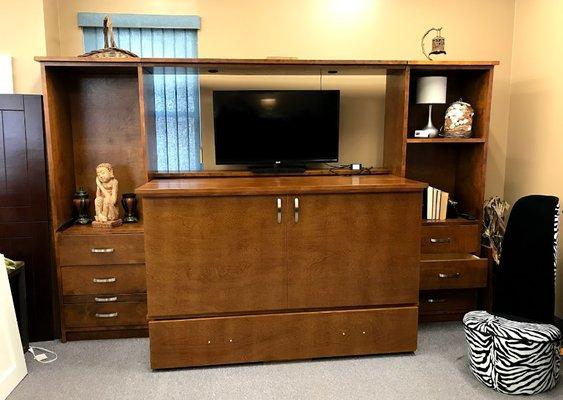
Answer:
79;13;202;172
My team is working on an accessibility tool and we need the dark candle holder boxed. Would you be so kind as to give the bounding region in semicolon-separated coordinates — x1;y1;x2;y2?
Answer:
121;193;139;223
73;187;91;224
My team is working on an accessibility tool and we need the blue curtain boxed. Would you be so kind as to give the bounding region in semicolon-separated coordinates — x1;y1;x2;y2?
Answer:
81;17;202;172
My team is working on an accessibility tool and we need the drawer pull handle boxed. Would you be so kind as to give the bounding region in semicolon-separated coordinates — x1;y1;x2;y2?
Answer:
438;272;461;279
92;277;116;283
277;198;282;224
427;298;446;304
294;197;300;223
91;248;114;253
430;237;451;244
95;312;118;318
94;296;118;303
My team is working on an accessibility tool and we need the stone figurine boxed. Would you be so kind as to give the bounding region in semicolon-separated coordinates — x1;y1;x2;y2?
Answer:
79;16;138;58
93;162;122;228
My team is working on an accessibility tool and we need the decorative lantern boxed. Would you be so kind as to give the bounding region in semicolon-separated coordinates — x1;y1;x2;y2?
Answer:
443;100;474;138
73;187;91;224
421;27;446;61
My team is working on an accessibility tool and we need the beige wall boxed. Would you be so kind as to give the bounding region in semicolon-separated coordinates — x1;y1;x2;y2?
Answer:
0;0;49;93
49;0;514;195
43;0;61;56
505;0;563;317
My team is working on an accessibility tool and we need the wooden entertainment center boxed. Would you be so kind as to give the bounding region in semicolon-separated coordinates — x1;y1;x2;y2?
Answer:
36;57;496;367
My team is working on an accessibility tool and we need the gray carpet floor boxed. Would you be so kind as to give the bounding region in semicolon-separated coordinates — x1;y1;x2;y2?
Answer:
8;321;563;400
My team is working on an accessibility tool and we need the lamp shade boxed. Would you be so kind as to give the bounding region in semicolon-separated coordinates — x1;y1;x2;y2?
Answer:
416;76;447;104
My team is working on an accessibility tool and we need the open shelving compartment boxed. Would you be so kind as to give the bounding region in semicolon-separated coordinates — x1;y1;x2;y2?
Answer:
406;141;486;222
387;63;497;322
404;65;494;224
41;63;150;232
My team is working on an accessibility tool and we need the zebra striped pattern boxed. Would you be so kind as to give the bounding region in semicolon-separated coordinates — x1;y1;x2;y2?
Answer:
463;311;495;388
463;311;561;395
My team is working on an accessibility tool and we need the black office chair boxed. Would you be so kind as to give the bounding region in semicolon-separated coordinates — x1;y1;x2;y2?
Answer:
493;195;560;324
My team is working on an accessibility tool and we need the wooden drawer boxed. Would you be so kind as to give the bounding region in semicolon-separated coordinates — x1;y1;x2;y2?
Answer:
64;293;147;304
148;306;418;369
61;264;146;296
419;289;477;315
59;233;144;266
421;223;479;254
420;253;487;290
63;302;147;328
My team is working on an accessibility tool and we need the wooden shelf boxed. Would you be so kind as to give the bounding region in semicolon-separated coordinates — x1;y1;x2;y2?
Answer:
149;167;390;179
422;218;479;226
35;57;499;67
407;138;486;144
420;253;483;262
136;175;427;197
60;222;144;236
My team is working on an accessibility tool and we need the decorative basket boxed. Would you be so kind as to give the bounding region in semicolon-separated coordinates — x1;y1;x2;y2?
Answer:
443;100;474;138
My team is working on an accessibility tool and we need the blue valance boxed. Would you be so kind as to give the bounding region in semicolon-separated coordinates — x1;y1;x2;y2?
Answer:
78;12;201;30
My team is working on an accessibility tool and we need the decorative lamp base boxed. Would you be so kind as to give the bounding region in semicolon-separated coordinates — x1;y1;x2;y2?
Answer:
417;104;440;138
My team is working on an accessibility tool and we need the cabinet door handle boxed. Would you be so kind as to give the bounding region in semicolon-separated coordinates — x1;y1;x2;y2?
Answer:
294;197;300;223
427;298;446;303
430;238;451;244
92;277;116;283
95;312;118;318
91;248;114;253
94;296;118;303
438;272;461;279
277;198;282;224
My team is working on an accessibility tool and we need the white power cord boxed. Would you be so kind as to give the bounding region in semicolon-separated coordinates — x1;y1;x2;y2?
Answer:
28;346;58;364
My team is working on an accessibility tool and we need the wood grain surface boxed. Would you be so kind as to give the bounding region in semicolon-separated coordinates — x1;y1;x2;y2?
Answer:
286;193;421;308
61;264;146;295
136;175;427;197
420;253;488;290
149;306;418;369
421;223;480;254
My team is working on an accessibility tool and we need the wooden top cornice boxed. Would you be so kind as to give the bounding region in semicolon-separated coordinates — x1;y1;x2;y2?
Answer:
35;57;499;74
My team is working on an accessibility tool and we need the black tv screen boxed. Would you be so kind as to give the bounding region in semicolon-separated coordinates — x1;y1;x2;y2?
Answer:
213;90;340;165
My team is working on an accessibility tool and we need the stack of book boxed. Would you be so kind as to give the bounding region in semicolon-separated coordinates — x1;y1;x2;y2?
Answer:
425;186;449;220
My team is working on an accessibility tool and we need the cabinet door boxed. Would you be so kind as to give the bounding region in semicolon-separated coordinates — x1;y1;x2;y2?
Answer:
144;196;287;318
286;193;421;309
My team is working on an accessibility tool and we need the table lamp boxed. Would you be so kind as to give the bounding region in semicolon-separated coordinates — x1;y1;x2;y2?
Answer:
415;76;447;138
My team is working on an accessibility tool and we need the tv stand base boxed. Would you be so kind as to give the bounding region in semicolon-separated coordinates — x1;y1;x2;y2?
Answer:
249;165;306;174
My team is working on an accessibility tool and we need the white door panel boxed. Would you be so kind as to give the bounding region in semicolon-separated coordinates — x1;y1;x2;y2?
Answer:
0;254;27;400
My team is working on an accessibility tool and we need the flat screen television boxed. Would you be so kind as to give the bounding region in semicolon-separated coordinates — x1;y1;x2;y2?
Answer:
213;90;340;167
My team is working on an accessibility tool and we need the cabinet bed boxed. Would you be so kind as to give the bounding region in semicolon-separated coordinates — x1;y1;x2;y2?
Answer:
137;175;425;368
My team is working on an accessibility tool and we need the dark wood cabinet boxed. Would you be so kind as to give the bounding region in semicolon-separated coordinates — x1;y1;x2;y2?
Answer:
138;175;425;368
0;95;56;341
144;196;287;318
286;193;421;309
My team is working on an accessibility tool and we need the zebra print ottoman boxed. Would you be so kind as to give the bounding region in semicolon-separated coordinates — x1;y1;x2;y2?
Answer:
463;311;561;395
